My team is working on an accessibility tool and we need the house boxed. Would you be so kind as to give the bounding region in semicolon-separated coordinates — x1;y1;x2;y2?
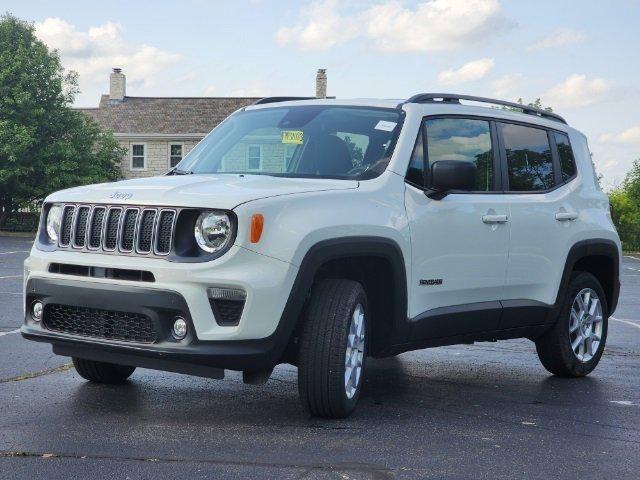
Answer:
78;68;328;178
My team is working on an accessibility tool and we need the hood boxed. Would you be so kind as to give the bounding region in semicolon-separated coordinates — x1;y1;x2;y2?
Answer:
45;174;359;209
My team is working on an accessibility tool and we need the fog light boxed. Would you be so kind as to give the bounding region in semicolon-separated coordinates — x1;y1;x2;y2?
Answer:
32;301;43;321
172;317;188;340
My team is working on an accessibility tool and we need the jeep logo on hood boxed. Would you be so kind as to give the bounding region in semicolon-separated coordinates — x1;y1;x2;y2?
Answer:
109;191;133;200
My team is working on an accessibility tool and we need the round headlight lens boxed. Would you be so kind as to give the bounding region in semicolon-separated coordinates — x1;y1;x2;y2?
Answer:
46;205;63;243
194;211;232;253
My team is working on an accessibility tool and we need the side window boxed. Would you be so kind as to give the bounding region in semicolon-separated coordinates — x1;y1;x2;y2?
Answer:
406;128;425;187
501;123;554;191
554;132;577;182
425;118;494;191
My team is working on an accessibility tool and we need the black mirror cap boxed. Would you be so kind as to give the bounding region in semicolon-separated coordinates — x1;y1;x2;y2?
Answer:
430;160;477;192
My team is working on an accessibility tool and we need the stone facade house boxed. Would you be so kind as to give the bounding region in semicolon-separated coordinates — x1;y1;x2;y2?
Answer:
78;69;328;179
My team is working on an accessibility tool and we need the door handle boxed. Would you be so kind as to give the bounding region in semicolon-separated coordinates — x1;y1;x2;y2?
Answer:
555;212;578;221
482;214;509;224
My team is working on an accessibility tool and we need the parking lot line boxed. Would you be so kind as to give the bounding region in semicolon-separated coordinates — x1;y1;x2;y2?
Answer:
624;255;640;261
611;317;640;330
0;275;22;279
0;250;29;255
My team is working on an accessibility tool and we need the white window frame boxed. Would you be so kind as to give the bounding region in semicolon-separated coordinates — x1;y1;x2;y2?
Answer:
130;143;147;171
246;145;262;171
168;142;184;169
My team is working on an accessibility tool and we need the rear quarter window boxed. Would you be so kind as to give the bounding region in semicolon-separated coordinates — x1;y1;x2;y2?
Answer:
554;132;577;182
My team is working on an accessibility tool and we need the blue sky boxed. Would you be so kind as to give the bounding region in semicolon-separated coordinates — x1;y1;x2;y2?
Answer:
4;0;640;187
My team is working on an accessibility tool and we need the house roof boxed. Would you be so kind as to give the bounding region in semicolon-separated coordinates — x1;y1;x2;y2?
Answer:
77;95;260;135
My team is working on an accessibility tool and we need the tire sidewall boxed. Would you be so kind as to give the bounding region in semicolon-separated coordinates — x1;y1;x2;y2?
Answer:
334;288;369;414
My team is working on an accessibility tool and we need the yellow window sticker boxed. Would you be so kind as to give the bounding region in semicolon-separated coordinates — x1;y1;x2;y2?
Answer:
281;130;304;144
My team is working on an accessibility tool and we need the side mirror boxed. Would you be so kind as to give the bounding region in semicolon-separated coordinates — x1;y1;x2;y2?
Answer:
427;160;477;199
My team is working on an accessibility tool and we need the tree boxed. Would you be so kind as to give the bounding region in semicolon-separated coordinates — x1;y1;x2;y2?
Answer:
0;14;124;228
609;159;640;251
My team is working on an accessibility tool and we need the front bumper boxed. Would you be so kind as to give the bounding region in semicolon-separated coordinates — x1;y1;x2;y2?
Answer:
22;277;295;372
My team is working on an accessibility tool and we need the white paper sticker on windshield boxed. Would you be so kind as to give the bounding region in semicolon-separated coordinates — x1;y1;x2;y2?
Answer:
374;120;397;132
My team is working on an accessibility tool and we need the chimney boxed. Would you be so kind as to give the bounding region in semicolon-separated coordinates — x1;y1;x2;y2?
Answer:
109;68;126;102
315;69;327;98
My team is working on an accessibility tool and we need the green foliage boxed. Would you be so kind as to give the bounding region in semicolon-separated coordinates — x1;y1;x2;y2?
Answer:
342;135;364;166
0;13;124;228
501;98;553;113
609;159;640;251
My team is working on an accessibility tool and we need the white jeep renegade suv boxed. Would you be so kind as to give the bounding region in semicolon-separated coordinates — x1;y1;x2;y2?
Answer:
23;94;621;418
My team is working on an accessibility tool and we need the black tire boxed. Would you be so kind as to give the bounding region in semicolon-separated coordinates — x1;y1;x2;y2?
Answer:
535;271;608;377
72;357;136;384
297;279;368;418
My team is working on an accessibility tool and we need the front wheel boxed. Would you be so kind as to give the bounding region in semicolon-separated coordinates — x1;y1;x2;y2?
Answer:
297;279;368;418
535;271;608;377
72;357;136;384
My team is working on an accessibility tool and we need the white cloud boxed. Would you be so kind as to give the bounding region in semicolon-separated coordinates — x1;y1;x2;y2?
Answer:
491;73;523;97
366;0;511;52
35;18;180;102
528;28;586;51
275;0;358;51
276;0;512;52
542;74;613;109
599;126;640;145
229;81;270;97
437;58;494;85
203;85;217;96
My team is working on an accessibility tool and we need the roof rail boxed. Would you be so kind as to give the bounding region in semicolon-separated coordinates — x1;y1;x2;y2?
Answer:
401;93;567;124
253;96;316;105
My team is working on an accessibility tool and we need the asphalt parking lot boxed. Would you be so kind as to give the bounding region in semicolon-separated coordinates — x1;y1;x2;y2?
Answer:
0;236;639;479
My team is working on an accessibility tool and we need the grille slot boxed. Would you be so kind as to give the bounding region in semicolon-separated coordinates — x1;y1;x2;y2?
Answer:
104;208;122;251
155;210;175;254
73;206;90;247
137;210;157;253
120;209;139;252
88;207;106;248
59;206;75;246
55;203;177;257
43;303;156;343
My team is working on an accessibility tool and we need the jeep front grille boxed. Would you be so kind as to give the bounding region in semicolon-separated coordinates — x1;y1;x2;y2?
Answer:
57;203;177;257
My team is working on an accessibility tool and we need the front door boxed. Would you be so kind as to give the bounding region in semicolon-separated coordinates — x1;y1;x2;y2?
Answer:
404;116;510;338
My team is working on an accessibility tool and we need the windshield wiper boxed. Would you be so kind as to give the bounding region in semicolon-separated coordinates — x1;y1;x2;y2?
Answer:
167;167;193;176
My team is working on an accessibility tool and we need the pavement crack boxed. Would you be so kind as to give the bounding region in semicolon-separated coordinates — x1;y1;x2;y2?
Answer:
0;450;394;478
0;363;73;384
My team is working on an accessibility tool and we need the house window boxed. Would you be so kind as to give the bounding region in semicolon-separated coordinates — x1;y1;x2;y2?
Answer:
247;145;262;170
131;144;146;170
169;143;183;169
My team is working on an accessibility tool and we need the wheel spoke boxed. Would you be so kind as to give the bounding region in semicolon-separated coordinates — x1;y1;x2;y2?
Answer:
569;310;580;333
571;335;583;353
588;297;599;318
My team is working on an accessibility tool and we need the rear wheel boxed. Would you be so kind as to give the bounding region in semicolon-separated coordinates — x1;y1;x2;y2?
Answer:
297;279;368;418
72;357;136;384
535;272;608;377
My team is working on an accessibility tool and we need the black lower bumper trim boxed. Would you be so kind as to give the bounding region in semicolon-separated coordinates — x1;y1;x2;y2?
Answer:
23;278;290;373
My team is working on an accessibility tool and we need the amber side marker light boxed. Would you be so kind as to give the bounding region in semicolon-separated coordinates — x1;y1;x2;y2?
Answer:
250;214;264;243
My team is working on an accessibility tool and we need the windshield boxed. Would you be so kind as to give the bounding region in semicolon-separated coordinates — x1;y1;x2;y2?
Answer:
176;106;403;179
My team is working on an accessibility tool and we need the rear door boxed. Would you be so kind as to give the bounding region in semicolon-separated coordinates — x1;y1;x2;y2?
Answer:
405;116;510;337
497;122;580;328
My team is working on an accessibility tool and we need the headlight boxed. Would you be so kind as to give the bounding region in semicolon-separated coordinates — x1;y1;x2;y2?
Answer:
194;211;232;253
46;204;63;243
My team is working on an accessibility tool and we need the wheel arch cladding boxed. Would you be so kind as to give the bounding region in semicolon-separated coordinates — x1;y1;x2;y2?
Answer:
557;239;620;316
286;237;408;358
